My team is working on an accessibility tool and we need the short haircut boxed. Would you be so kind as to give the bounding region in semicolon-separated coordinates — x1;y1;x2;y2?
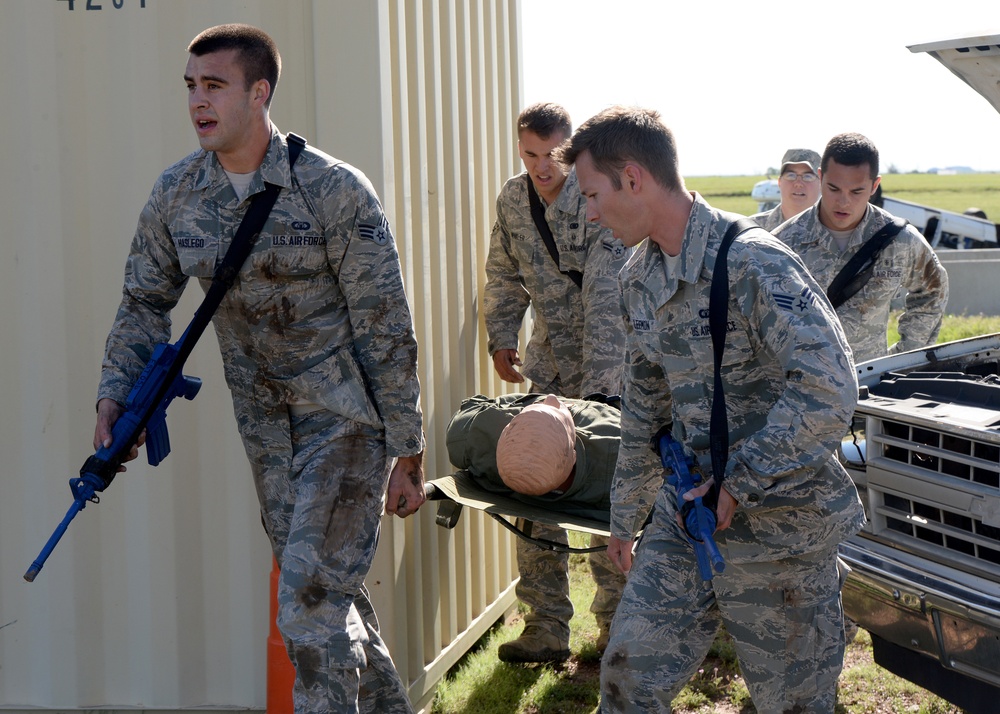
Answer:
517;102;572;141
822;132;880;180
556;105;682;192
188;24;281;107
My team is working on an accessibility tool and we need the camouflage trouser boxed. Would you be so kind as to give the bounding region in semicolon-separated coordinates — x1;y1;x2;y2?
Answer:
239;403;413;714
515;522;626;639
600;501;845;714
519;377;626;639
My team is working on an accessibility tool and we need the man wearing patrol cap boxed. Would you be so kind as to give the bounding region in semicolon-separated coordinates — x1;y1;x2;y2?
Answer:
751;148;822;231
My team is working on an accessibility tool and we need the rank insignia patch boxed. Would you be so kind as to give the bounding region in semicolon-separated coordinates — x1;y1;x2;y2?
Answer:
774;286;817;314
359;215;392;246
603;238;626;258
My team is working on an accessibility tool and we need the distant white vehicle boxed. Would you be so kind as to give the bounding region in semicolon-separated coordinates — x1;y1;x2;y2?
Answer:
881;195;997;249
750;178;780;212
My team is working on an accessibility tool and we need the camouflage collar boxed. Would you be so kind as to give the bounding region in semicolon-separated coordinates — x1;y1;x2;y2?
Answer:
799;202;885;250
192;124;295;198
629;195;753;311
553;167;581;216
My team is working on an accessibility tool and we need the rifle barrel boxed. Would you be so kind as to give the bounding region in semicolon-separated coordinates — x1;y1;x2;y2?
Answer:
23;497;87;582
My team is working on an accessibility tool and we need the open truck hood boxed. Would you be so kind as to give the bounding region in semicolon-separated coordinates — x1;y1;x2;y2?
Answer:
909;33;1000;115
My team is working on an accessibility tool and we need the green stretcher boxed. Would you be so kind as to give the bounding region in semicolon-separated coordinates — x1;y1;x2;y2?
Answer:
425;471;612;553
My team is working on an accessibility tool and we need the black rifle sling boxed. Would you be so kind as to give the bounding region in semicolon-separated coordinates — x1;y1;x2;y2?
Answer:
114;133;307;458
525;174;583;290
708;218;759;486
826;217;907;309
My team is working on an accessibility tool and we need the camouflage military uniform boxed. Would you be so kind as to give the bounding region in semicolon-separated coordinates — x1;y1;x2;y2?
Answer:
774;202;948;362
601;195;865;713
446;393;620;522
749;204;786;232
484;169;630;648
99;127;424;713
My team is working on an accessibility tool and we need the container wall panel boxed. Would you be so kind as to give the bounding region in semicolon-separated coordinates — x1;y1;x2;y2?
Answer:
0;0;523;710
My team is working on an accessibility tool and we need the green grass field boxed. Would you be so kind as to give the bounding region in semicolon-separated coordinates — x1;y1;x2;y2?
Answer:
685;171;1000;218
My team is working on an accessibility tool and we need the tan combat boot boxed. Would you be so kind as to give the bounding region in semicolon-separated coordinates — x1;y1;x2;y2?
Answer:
497;625;571;663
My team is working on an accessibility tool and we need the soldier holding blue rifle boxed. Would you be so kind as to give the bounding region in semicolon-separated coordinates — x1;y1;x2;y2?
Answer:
86;24;422;714
559;106;865;714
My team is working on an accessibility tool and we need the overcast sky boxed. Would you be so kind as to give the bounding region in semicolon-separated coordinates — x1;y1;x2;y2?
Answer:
521;0;1000;176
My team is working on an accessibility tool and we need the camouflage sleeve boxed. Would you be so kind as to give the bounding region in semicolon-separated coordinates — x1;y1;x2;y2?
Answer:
98;183;188;405
335;173;425;457
749;206;783;233
722;239;858;507
483;191;531;356
611;288;669;540
892;230;949;354
579;229;629;396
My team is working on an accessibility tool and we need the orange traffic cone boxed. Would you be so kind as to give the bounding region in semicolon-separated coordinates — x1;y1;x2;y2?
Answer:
267;556;296;713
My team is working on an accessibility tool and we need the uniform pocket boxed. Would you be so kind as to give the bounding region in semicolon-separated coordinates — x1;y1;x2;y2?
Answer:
291;620;368;691
174;233;220;278
284;348;383;428
509;231;536;265
328;602;370;670
253;236;329;277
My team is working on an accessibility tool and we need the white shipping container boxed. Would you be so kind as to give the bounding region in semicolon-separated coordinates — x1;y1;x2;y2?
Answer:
0;1;523;710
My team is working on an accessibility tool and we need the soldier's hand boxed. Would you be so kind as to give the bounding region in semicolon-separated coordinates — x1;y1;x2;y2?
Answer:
492;349;525;383
94;398;144;473
715;487;737;531
386;452;425;518
607;535;634;574
680;477;714;504
679;478;737;532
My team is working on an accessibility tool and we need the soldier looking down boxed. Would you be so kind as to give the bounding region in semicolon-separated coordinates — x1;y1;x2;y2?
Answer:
774;132;948;362
560;106;865;713
484;102;631;662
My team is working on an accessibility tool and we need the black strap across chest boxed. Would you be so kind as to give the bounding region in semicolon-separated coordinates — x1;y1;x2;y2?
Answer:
826;217;907;309
708;217;759;485
213;132;306;289
149;133;307;406
525;174;583;290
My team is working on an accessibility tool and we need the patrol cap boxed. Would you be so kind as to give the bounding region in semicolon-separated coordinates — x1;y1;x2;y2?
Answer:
495;395;576;495
780;148;821;174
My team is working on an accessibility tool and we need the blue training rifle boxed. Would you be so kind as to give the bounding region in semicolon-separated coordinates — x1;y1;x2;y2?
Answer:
23;338;201;582
657;432;726;581
23;133;305;583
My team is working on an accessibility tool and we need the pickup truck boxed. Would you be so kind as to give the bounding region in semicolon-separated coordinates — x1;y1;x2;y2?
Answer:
841;334;1000;713
836;37;1000;712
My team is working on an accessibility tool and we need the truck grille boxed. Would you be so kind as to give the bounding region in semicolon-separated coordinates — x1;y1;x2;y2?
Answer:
863;415;1000;579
